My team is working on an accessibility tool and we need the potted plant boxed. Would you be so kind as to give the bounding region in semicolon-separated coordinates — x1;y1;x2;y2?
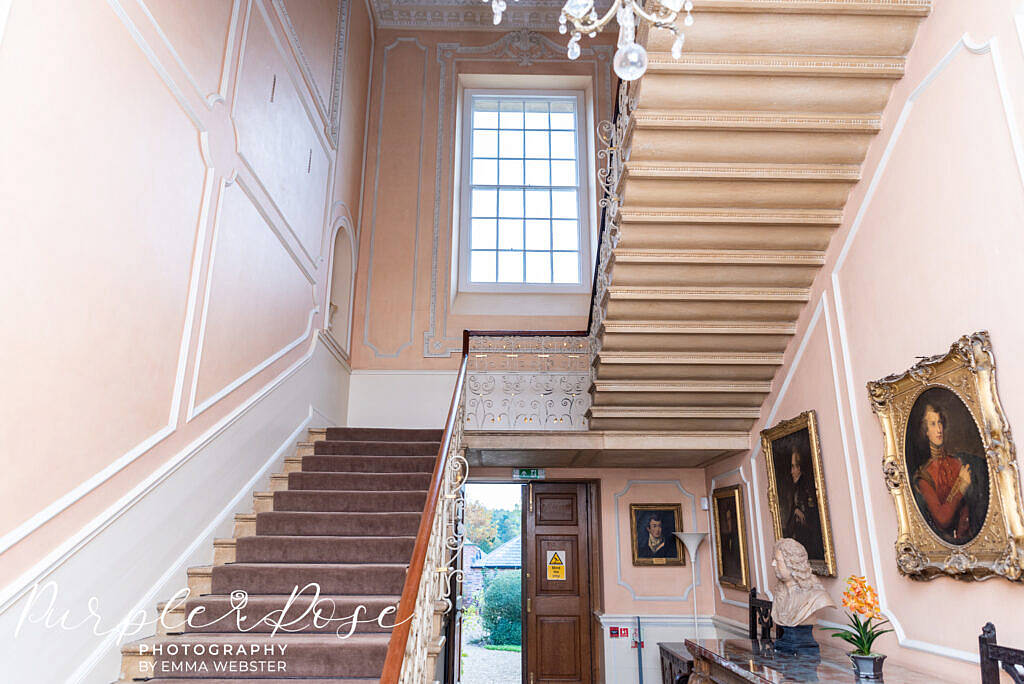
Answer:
827;576;893;680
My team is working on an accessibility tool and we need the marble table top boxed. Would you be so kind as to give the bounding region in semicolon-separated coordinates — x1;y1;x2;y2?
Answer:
668;638;959;684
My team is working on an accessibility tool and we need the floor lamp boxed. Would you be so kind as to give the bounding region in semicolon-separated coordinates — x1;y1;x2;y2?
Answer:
675;532;707;639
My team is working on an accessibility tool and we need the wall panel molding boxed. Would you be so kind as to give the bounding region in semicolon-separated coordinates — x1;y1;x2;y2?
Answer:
708;467;757;609
361;37;428;357
0;0;215;559
186;176;318;421
612;480;701;602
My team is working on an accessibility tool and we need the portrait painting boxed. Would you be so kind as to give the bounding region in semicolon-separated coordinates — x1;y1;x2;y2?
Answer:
868;332;1024;582
712;485;750;590
629;503;685;566
761;410;837;576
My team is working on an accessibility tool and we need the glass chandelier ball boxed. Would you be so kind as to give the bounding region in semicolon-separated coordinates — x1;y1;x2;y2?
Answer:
613;42;648;81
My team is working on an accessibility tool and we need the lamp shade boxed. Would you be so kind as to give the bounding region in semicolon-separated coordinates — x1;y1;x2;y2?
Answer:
674;531;707;563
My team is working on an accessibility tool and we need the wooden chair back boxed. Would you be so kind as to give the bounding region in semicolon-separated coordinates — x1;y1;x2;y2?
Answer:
748;587;775;641
980;622;1024;684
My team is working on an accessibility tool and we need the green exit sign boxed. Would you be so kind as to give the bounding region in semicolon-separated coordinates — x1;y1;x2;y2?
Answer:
513;468;546;480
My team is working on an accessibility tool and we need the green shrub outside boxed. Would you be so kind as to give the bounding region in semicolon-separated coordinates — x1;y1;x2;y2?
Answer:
480;570;521;645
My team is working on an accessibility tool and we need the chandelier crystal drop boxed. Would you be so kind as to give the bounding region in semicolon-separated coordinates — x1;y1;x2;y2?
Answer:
488;0;695;81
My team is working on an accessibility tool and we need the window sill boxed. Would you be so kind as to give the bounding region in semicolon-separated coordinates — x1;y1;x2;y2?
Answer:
451;290;591;318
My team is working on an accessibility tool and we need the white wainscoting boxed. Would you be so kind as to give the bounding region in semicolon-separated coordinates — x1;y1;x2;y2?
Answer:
0;339;348;684
347;370;459;428
597;613;746;684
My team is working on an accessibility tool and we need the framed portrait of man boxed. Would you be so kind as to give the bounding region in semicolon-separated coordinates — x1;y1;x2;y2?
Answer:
629;504;685;566
712;485;750;590
760;410;837;576
868;332;1024;582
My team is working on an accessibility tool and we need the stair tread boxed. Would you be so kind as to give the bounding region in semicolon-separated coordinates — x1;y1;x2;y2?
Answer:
241;535;416;541
125;632;391;651
217;562;409;569
143;679;378;683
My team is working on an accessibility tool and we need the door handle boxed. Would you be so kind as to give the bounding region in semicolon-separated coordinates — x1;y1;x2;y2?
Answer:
527;598;531;613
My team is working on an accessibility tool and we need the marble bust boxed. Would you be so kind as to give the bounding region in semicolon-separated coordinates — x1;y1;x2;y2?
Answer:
770;538;835;627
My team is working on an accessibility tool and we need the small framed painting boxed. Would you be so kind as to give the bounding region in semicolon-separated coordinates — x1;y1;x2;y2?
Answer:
629;503;685;566
712;485;750;591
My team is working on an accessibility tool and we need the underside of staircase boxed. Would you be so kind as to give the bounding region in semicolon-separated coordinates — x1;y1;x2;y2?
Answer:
117;427;442;683
588;0;930;457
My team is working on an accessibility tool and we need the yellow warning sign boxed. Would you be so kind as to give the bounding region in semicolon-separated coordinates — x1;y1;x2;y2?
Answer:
546;550;566;581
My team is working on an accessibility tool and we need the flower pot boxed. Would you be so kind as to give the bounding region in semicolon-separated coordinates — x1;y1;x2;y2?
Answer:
849;653;886;681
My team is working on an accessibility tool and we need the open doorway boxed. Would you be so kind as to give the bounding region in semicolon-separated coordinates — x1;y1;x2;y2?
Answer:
459;482;524;684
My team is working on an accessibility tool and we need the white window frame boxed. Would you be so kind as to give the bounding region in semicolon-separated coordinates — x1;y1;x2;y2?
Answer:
456;87;594;295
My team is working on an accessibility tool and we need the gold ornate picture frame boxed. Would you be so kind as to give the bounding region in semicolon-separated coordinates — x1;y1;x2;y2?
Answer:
712;485;751;591
867;331;1024;582
761;410;837;576
629;503;685;566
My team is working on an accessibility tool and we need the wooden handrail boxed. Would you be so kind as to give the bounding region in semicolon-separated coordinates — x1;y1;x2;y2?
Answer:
380;348;468;682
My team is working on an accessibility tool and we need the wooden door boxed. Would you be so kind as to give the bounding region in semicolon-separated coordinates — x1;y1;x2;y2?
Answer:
524;482;594;684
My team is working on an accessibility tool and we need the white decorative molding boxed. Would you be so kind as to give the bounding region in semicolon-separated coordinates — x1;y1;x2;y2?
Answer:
0;333;334;616
0;0;216;560
69;408;324;683
824;34;1024;664
362;36;428;358
423;31;613;357
231;0;333;268
135;0;241;106
324;211;358;355
369;0;563;30
612;480;702;602
186;176;319;421
0;0;12;48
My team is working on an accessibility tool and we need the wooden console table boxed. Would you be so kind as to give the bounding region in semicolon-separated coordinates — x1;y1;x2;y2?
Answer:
683;637;960;684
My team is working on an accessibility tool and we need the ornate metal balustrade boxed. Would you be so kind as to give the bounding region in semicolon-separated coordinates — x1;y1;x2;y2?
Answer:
464;335;592;431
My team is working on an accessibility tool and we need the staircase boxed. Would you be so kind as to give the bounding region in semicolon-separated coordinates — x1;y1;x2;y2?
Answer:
588;0;930;450
116;427;442;683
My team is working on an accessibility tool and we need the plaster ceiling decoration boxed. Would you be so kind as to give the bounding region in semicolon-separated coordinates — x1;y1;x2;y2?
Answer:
370;0;564;30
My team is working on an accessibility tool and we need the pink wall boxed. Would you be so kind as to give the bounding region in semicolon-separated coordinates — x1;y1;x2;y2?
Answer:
349;30;615;370
470;467;717;619
706;2;1024;680
0;0;371;588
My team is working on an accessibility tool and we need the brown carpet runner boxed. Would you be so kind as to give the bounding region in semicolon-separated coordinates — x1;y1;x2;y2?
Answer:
119;427;440;682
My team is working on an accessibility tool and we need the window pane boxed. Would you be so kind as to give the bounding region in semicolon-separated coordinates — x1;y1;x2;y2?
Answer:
551;160;576;187
472;219;496;249
473;129;497;157
525;160;550;186
525;219;551;250
498;219;523;250
499;100;524;129
471;189;496;217
498;189;523;217
524;189;550;218
472;158;497;185
499;130;523;158
473;99;499;128
525;101;548;129
498;251;523;282
550;101;575;129
498;159;523;186
471;250;496;282
524;131;549;158
553;251;579;283
552;219;578;251
550;131;575;159
551;189;578;219
525;252;552;283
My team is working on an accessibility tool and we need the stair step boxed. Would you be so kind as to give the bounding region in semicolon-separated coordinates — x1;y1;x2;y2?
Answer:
272;490;427;513
180;594;400;634
142;679;377;683
256;511;422;537
325;426;443;442
211;563;408;595
235;535;415;564
122;633;390;679
314;440;439;456
301;454;436;473
288;471;432;491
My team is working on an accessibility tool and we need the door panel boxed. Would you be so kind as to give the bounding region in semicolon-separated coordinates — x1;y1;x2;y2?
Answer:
525;482;594;684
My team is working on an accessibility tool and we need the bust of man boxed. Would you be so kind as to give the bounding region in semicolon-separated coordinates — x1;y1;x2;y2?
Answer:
770;538;835;627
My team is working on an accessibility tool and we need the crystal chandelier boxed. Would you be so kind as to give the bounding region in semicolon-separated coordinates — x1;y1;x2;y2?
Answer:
487;0;694;81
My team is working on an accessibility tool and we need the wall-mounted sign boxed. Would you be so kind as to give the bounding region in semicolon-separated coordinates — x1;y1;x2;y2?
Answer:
546;550;566;580
513;468;546;480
